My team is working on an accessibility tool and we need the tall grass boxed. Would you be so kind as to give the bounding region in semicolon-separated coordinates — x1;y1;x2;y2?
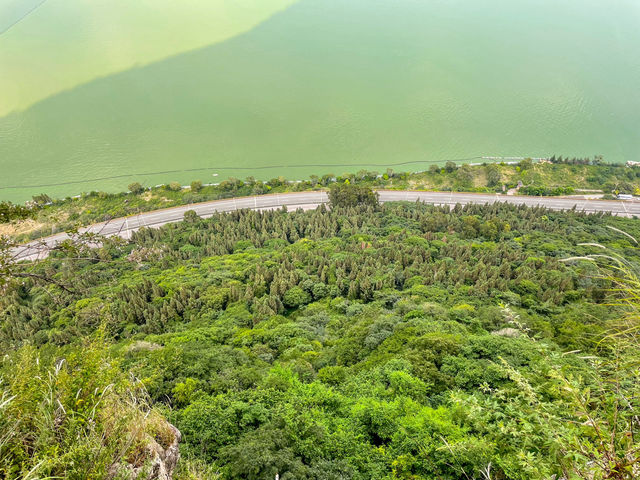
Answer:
0;337;178;479
557;229;640;479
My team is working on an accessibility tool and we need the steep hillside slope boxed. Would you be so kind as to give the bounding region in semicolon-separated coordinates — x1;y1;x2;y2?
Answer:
2;200;639;478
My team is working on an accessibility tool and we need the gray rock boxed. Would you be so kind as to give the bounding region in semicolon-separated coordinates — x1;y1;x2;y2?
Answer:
109;424;181;480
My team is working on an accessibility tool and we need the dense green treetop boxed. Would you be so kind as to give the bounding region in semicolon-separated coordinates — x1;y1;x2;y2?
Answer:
328;183;379;208
2;199;640;478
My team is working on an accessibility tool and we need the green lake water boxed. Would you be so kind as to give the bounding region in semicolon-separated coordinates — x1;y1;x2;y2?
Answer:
1;0;639;202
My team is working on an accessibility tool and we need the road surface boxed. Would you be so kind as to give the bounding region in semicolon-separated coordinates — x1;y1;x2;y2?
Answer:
12;190;640;261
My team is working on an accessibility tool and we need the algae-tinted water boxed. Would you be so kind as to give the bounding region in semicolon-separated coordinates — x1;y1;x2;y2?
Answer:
1;0;639;202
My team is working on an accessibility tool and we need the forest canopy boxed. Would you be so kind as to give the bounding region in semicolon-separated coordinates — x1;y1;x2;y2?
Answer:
1;199;639;479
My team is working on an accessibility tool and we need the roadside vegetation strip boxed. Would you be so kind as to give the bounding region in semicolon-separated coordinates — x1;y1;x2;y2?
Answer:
11;189;640;263
3;157;639;244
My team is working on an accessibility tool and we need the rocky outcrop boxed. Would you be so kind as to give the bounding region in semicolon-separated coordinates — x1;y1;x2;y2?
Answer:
491;327;521;338
109;424;181;480
143;424;181;480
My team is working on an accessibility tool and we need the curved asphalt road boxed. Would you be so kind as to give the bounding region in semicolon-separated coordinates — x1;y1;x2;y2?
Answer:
12;190;640;261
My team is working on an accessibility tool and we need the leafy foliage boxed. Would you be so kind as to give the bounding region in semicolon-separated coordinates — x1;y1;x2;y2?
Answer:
0;201;34;223
2;200;640;478
328;184;378;208
6;158;639;243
